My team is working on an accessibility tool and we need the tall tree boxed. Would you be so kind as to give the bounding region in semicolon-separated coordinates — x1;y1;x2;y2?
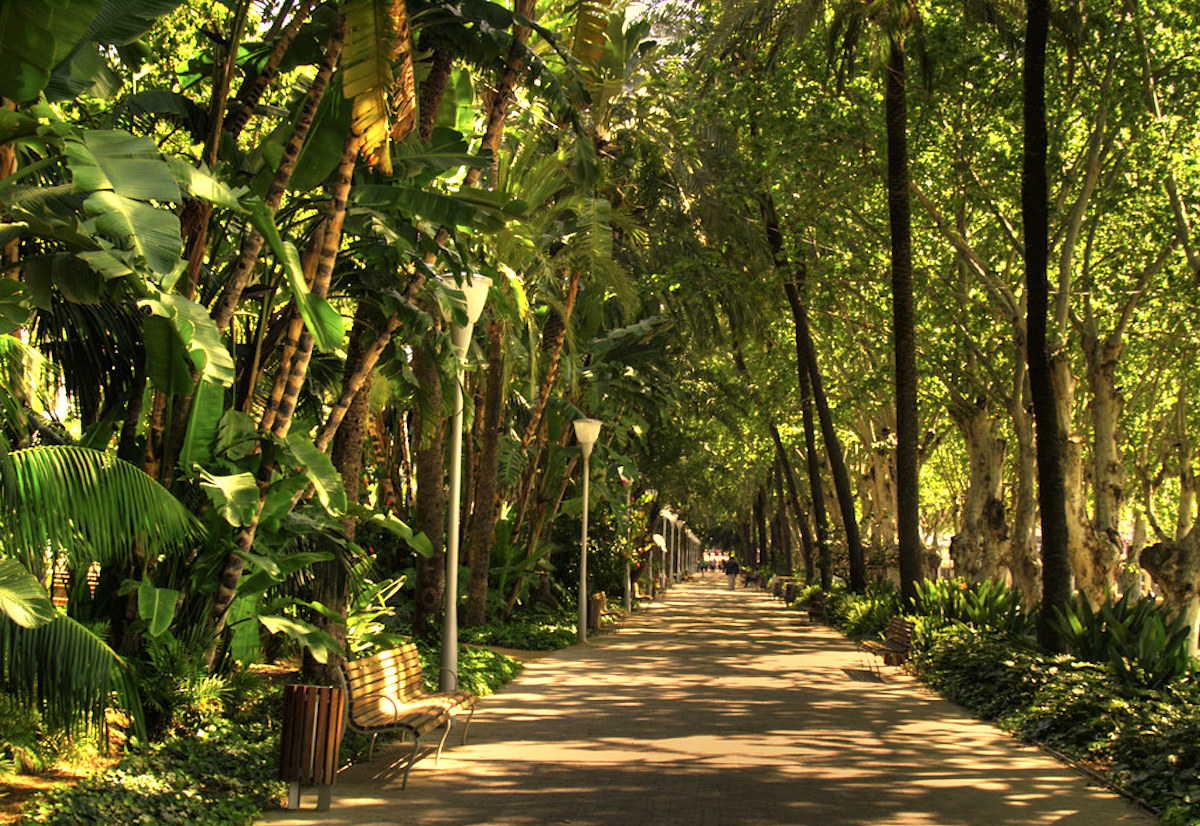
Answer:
1024;0;1070;651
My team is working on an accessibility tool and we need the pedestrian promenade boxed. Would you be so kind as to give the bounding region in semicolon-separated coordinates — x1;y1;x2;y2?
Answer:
263;576;1154;825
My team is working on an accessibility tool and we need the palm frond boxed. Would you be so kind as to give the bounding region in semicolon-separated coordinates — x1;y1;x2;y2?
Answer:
0;446;203;571
0;613;123;733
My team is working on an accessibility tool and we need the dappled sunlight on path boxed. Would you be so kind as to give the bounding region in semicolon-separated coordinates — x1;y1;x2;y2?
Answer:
262;578;1154;826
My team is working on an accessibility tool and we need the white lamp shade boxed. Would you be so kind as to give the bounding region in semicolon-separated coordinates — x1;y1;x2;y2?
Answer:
573;417;602;447
437;274;492;326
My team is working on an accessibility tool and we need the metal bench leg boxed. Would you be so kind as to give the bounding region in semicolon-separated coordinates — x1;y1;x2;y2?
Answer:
367;732;378;760
400;735;421;790
459;706;476;746
434;717;453;764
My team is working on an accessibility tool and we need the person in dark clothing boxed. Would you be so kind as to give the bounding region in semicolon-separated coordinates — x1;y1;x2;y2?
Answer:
725;557;740;591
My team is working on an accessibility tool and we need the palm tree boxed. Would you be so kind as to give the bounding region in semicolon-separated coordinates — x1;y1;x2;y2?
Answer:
1023;0;1070;651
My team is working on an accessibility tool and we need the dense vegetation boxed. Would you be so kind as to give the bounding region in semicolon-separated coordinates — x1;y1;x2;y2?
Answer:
0;0;1198;821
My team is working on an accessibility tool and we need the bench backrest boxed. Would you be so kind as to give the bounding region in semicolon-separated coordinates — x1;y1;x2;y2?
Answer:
342;642;425;709
885;617;914;645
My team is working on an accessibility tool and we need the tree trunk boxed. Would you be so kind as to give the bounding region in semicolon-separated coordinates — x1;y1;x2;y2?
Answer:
464;321;505;626
1177;399;1195;541
855;410;897;563
1025;0;1071;652
205;125;360;655
147;22;344;484
884;31;922;607
1078;332;1125;602
411;342;446;636
1141;538;1200;657
1006;355;1042;603
753;488;768;568
784;279;833;590
948;402;1009;583
418;40;455;143
226;0;318;140
770;423;815;581
783;270;866;592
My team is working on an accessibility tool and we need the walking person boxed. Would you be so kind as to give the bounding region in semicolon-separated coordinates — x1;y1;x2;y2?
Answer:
725;556;740;591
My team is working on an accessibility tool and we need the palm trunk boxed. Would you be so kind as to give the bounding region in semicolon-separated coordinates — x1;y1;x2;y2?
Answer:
147;23;344;484
1025;0;1070;652
465;321;505;626
225;0;318;140
417;41;455;143
784;280;833;590
885;31;922;607
411;343;446;635
206;126;360;652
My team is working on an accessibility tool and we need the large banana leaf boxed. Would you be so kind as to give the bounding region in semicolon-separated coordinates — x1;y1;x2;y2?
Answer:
0;559;55;629
343;0;417;172
0;1;59;101
64;130;182;276
139;291;235;389
0;446;202;571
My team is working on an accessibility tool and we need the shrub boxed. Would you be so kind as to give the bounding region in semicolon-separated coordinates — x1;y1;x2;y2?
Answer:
913;578;1035;638
827;581;898;641
460;611;578;651
1052;592;1194;689
21;722;283;826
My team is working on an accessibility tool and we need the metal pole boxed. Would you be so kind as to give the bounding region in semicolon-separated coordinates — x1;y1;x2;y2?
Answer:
440;368;465;690
579;450;591;642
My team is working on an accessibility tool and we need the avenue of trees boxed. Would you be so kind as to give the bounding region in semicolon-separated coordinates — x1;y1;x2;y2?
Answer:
0;0;1198;739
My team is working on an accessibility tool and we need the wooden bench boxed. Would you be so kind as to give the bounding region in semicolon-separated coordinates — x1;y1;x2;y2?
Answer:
588;591;622;631
806;593;827;623
858;617;914;669
338;642;476;788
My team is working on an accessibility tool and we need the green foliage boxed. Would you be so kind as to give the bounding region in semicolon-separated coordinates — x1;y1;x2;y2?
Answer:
0;692;60;773
0;446;202;573
22;722;283;826
913;578;1035;638
135;635;229;740
1052;593;1194;690
454;646;523;697
826;581;897;641
460;611;578;651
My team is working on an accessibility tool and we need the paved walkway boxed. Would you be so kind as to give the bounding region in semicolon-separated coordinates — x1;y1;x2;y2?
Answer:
263;577;1155;825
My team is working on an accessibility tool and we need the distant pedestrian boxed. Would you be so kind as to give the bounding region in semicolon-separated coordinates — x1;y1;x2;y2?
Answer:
725;557;740;590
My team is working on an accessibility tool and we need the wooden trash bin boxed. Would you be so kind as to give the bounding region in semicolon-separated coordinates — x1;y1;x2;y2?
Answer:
280;685;344;810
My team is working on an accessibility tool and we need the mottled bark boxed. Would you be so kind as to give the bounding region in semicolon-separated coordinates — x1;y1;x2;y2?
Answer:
1141;537;1200;657
948;402;1009;583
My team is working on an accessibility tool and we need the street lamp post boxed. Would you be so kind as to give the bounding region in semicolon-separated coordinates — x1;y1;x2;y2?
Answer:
437;274;491;691
574;418;602;642
677;521;685;583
